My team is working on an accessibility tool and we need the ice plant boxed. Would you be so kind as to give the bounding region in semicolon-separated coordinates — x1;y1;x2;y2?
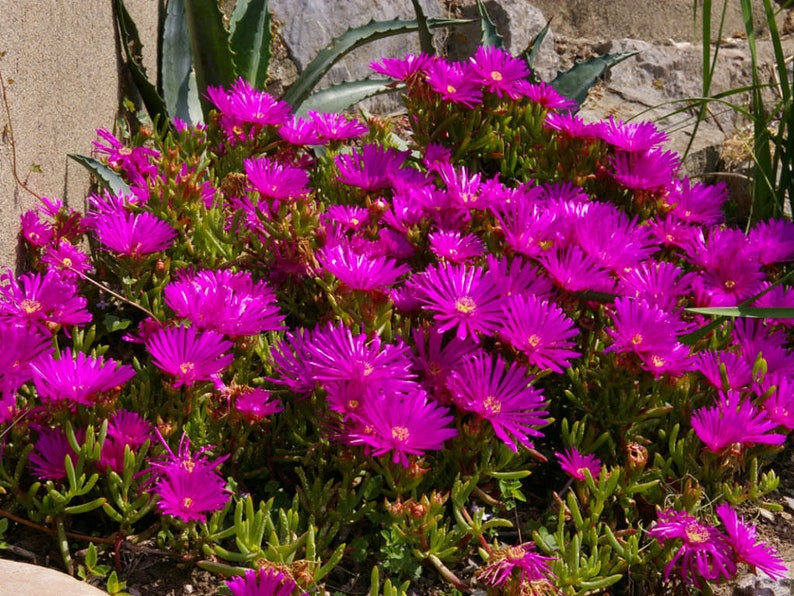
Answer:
31;348;136;406
91;209;177;258
147;433;230;523
145;325;234;388
647;509;736;587
226;567;308;596
555;447;602;482
446;351;548;452
478;542;556;588
715;502;787;580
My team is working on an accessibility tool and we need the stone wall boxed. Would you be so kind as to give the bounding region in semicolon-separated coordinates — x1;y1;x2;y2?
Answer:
0;0;785;268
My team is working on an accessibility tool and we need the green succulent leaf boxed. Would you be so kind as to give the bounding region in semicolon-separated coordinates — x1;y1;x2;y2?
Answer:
162;0;201;125
296;78;397;117
284;17;469;111
183;0;237;121
68;154;131;196
476;0;505;49
551;51;637;109
410;0;435;55
230;0;272;89
522;19;552;83
114;0;169;128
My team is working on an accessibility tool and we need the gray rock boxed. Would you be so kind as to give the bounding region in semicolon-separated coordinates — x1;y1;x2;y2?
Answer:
0;558;107;596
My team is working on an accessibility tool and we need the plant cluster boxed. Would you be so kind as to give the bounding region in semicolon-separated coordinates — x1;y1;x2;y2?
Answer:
2;14;794;596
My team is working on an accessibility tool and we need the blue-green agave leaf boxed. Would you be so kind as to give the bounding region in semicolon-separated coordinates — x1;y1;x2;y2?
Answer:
183;0;237;121
551;51;637;109
410;0;435;55
283;17;469;111
230;0;272;88
162;0;202;125
476;0;505;49
114;0;169;129
68;154;131;196
296;78;398;117
522;19;551;83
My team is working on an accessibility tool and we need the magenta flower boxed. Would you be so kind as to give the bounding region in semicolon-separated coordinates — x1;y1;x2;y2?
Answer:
28;428;79;481
759;374;794;430
748;218;794;265
611;148;679;192
226;568;308;596
556;447;602;482
40;240;93;281
605;297;692;377
92;128;160;180
31;348;135;406
268;329;317;398
478;542;556;588
206;78;291;141
648;509;736;587
575;210;657;273
694;350;753;393
617;260;692;311
335;144;407;191
145;325;234;388
544;111;599;138
101;410;155;474
410;263;504;342
345;390;457;467
447;351;549;452
0;269;92;332
308;111;368;142
233;387;283;421
492;197;559;259
317;241;410;293
537;246;616;294
424;59;483;107
304;323;416;415
0;322;52;398
411;325;478;402
486;255;554;301
596;116;669;152
20;210;54;247
164;269;284;338
244;156;310;201
92;209;177;258
691;392;786;453
428;230;484;264
667;177;728;225
278;115;321;145
733;319;794;377
500;294;580;374
715;502;788;580
148;433;230;523
370;52;432;81
469;45;530;98
517;80;578;110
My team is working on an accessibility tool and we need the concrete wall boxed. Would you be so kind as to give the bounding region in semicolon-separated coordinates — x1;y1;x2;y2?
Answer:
0;0;157;270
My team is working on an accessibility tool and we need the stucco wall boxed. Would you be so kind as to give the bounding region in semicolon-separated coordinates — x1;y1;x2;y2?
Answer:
0;0;157;269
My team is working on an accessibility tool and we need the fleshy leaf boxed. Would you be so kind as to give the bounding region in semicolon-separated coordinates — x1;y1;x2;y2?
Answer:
230;0;272;89
114;0;169;129
410;0;435;55
67;154;131;196
162;0;202;125
183;0;237;121
476;0;505;49
551;51;637;109
296;78;398;117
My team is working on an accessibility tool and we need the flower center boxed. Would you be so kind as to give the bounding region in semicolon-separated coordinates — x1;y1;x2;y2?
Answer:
490;71;503;81
505;545;525;562
392;426;410;442
446;84;457;94
527;334;541;348
631;333;643;345
179;362;195;376
650;355;666;368
182;497;194;510
724;279;736;289
455;296;477;314
21;299;41;314
685;522;710;544
62;257;73;268
483;395;502;415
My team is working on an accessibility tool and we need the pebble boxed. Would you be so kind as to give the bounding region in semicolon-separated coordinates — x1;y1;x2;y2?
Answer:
0;558;107;595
